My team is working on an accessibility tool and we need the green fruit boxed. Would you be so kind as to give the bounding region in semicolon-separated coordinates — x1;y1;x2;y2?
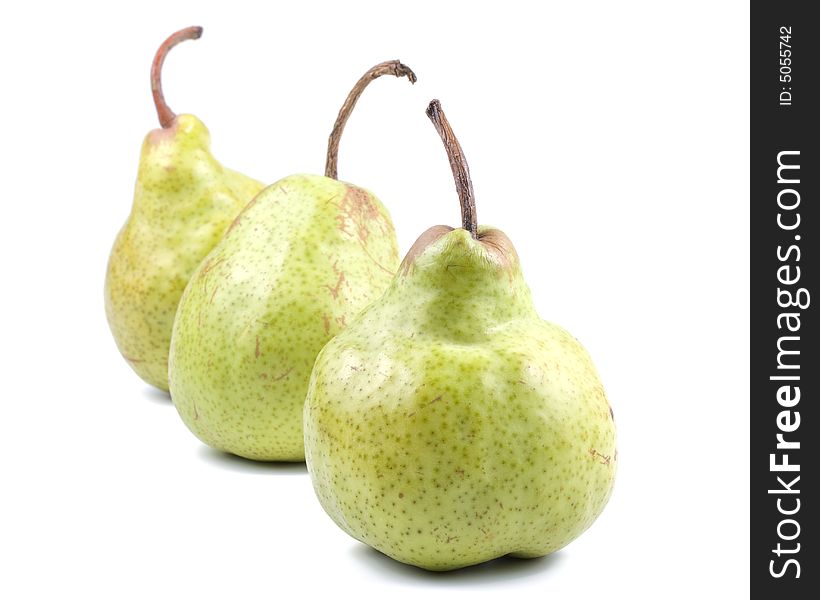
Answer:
168;61;416;461
105;27;263;391
304;100;616;571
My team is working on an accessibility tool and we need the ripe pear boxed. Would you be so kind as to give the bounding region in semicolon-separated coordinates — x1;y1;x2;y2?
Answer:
304;100;616;571
105;27;264;391
168;61;416;461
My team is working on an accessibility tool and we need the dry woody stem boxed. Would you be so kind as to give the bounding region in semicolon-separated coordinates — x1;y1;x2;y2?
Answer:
425;100;478;238
151;26;204;128
325;60;417;180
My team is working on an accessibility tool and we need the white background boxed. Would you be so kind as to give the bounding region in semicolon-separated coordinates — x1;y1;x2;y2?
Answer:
0;1;749;598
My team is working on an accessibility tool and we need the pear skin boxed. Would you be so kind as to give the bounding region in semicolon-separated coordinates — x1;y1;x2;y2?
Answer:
105;28;263;391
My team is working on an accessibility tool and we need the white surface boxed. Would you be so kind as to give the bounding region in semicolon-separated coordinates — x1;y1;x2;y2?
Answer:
0;1;749;598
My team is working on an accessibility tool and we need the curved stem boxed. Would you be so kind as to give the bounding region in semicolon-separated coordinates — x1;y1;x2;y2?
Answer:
325;60;417;179
151;26;203;128
425;100;477;238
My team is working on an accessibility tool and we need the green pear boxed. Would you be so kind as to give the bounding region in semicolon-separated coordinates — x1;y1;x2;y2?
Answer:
105;27;264;391
168;61;416;461
304;100;616;571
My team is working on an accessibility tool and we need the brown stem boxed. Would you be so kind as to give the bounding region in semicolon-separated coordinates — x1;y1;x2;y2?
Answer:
151;26;203;128
325;60;417;179
426;100;477;238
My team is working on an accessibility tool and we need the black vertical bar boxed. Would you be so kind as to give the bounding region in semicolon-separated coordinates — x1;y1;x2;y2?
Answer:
751;2;817;598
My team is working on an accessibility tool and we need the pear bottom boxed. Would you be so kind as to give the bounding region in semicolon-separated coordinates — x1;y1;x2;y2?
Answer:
305;320;617;571
168;174;400;461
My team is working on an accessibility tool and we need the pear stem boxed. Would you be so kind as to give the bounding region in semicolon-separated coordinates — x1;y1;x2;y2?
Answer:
151;26;203;129
325;60;417;180
426;100;477;238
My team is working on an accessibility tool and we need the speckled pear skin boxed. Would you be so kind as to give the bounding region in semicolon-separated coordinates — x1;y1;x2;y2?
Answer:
168;174;400;461
105;114;264;391
304;226;616;571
